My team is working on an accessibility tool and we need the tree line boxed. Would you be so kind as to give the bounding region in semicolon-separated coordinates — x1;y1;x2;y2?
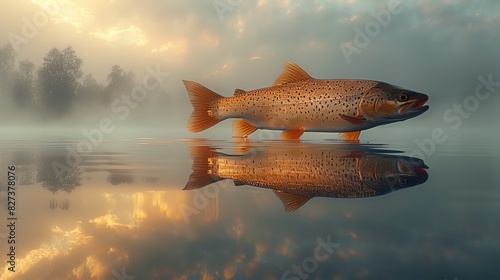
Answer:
0;43;135;120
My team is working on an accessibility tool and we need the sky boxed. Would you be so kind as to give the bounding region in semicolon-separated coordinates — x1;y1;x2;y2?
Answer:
1;0;499;137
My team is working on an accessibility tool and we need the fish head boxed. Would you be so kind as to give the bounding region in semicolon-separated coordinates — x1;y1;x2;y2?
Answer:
360;82;429;123
360;155;428;193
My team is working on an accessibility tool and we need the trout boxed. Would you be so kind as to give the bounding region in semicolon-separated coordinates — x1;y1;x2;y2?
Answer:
185;143;428;212
183;62;429;140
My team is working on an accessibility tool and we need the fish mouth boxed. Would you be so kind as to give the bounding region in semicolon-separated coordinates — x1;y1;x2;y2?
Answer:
415;167;428;176
392;96;429;119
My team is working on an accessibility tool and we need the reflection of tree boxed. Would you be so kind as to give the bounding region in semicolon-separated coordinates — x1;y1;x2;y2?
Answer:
141;176;159;183
12;150;38;186
50;197;70;210
107;172;134;185
37;149;81;193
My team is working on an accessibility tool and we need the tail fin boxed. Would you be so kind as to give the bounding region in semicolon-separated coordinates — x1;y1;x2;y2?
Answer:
183;80;224;132
184;145;222;190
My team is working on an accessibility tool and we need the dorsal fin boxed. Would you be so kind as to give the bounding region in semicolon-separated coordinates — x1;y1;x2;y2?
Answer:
234;89;247;96
273;190;312;212
273;62;313;86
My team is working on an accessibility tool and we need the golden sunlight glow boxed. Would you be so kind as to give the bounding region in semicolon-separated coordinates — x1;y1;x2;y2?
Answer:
0;189;220;279
92;192;147;229
93;191;219;229
69;255;109;279
223;264;236;279
150;40;188;58
84;255;108;279
201;32;220;47
0;224;92;279
91;25;149;46
151;190;195;221
30;0;93;27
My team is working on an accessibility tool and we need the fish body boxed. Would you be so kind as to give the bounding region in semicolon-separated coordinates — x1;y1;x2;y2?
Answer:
183;62;429;140
185;143;429;212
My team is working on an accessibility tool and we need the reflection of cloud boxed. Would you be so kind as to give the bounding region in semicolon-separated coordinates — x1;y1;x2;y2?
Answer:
91;192;147;229
90;191;220;230
71;255;108;279
0;224;92;279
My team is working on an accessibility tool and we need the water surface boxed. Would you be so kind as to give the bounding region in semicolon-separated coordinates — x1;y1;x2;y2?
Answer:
0;136;498;280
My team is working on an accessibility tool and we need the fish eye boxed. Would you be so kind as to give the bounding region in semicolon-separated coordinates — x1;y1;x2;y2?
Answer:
398;177;407;186
397;93;408;102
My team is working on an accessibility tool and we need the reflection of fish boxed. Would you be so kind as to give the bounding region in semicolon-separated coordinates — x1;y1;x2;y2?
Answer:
185;143;428;212
183;62;429;140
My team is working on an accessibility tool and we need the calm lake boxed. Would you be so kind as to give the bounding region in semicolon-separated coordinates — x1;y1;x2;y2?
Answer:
0;134;498;280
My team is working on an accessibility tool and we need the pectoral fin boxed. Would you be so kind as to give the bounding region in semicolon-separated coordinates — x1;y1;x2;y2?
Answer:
273;190;312;212
340;115;367;125
339;131;361;141
233;120;258;138
280;128;305;140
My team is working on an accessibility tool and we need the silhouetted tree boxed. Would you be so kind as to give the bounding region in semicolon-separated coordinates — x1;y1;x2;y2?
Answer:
13;59;36;108
107;65;126;85
103;64;134;104
77;73;103;105
38;46;83;117
0;44;16;103
0;44;16;84
12;150;38;185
